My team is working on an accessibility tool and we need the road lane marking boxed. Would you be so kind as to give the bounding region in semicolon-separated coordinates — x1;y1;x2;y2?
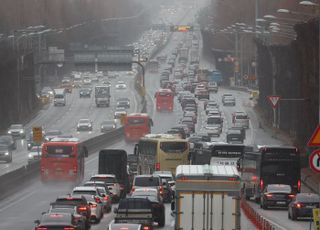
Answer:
0;190;36;213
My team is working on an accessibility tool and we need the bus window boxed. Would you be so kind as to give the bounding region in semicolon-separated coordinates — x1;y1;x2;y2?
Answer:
46;145;74;158
160;142;187;153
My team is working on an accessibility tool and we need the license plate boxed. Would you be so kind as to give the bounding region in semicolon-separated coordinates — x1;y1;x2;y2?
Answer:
306;205;315;208
277;201;286;204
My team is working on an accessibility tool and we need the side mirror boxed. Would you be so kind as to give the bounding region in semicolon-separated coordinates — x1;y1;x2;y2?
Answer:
134;144;139;155
84;147;88;158
171;201;175;211
34;220;40;226
113;207;118;213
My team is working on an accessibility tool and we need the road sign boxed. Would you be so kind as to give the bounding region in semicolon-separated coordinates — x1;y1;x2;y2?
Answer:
32;126;43;144
267;95;281;108
309;149;320;173
308;125;320;147
313;208;320;230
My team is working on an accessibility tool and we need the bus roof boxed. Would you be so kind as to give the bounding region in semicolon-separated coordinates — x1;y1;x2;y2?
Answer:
143;133;186;140
50;137;80;142
157;88;173;93
176;165;240;179
127;113;149;117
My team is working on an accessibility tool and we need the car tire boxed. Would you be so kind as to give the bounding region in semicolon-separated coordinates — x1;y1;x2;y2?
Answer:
261;201;268;210
288;211;291;219
291;211;297;221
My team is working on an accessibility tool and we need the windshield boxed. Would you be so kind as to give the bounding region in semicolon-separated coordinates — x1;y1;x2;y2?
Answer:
46;146;73;158
10;125;22;129
160;141;187;153
54;94;64;99
90;177;115;184
127;117;146;126
134;177;160;186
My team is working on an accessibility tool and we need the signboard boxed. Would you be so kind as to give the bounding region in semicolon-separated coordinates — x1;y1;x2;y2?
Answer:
32;127;43;144
313;208;320;230
308;125;320;147
267;95;281;108
309;149;320;173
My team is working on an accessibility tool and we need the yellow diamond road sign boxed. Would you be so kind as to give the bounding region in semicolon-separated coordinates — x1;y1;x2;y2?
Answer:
32;127;43;144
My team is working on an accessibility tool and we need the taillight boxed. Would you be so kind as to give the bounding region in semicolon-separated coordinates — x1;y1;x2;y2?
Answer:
251;176;257;181
288;194;295;199
159;185;164;195
90;204;97;208
36;228;48;230
297;180;301;192
131;187;135;193
155;162;160;170
143;226;151;230
103;196;109;201
95;197;101;203
260;179;264;191
120;184;125;191
78;206;87;212
73;166;77;173
64;227;75;230
295;202;305;208
265;194;273;198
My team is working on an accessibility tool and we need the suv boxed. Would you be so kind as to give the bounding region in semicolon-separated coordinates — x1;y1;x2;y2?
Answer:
90;174;121;202
132;175;163;197
114;198;153;229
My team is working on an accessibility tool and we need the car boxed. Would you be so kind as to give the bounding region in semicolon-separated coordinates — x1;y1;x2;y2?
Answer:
222;95;236;106
180;117;195;133
100;120;117;133
28;146;42;164
54;195;91;227
7;124;25;138
206;116;223;137
153;171;174;203
232;111;250;129
72;187;104;223
116;98;130;109
183;111;197;124
207;109;221;117
34;213;82;230
108;223;142;230
79;88;91;98
131;188;166;227
288;193;320;220
260;184;295;209
77;119;93;131
170;126;188;139
83;181;112;213
115;81;127;89
114;107;127;119
183;106;197;115
41;87;54;97
0;135;17;150
226;129;243;144
132;175;163;197
114;198;154;229
44;130;62;141
207;81;218;92
47;206;87;230
0;144;12;163
90;174;122;202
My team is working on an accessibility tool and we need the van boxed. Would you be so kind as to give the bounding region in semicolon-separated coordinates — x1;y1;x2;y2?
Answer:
53;88;66;106
232;112;250;129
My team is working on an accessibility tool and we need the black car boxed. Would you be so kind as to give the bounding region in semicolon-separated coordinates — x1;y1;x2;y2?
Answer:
79;88;91;98
100;120;117;133
260;184;295;209
288;193;320;220
34;213;81;230
114;198;153;229
131;189;165;227
0;135;16;150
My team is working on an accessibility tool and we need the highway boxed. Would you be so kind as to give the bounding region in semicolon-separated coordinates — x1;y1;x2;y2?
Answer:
0;0;314;230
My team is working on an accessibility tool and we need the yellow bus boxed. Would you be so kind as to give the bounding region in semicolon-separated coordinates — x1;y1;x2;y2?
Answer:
134;134;189;175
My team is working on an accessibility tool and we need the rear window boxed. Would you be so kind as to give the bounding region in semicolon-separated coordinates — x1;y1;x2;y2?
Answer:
158;92;172;97
235;115;248;119
118;199;151;209
90;176;115;184
55;198;84;206
134;177;160;186
73;190;96;196
46;146;73;158
127;118;146;126
160;142;188;153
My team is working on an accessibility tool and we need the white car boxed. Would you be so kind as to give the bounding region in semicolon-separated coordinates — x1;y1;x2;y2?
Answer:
28;146;42;164
90;174;121;202
114;107;127;119
115;81;127;89
77;119;93;131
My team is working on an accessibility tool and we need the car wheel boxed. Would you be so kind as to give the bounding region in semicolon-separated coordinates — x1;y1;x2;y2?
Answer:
262;201;268;210
288;210;291;219
291;211;297;220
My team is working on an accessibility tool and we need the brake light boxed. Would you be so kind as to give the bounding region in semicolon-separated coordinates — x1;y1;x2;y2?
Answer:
265;194;273;198
90;204;97;208
64;228;75;230
260;179;264;191
295;202;305;208
131;187;135;193
95;197;101;203
155;162;160;170
159;185;164;195
103;196;109;201
288;194;295;199
78;206;87;211
36;228;48;230
297;180;301;192
251;176;257;181
143;226;151;230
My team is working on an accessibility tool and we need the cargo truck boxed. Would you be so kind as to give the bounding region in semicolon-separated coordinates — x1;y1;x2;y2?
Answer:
95;85;110;107
172;165;241;230
98;149;130;197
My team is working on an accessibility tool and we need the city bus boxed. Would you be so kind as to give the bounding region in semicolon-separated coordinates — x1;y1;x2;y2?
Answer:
155;88;174;112
40;137;88;182
240;145;301;202
147;59;159;73
190;143;252;167
134;134;189;175
123;113;153;142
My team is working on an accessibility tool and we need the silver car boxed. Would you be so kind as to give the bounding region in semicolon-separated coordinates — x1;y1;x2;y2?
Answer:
77;119;93;131
7;124;25;138
0;144;12;163
28;146;42;164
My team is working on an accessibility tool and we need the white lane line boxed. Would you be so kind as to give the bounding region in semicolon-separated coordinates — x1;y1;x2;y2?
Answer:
0;190;36;213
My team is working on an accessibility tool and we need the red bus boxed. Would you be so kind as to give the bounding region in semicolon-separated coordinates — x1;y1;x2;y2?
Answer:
40;137;88;182
124;113;153;142
155;89;174;112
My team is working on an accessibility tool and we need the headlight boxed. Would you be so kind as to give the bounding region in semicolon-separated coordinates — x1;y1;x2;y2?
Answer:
28;154;32;158
88;124;92;127
77;124;80;127
27;143;31;147
113;125;116;128
20;130;24;134
4;152;9;156
8;131;11;134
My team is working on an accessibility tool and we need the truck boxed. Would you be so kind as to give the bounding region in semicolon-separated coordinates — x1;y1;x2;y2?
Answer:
95;85;110;107
98;149;130;197
178;47;189;63
53;88;66;106
190;48;200;64
207;70;223;85
173;165;241;230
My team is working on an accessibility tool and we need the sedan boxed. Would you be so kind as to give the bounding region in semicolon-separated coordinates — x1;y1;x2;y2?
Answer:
0;135;17;150
114;107;127;119
100;120;117;133
44;130;62;141
260;184;295;209
288;193;320;220
28;146;42;164
79;88;92;98
116;98;130;109
34;213;81;230
115;81;127;89
7;124;25;138
77;119;93;131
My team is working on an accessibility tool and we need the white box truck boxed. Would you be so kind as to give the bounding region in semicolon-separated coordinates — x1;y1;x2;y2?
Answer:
173;165;241;230
53;88;66;106
95;85;110;107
